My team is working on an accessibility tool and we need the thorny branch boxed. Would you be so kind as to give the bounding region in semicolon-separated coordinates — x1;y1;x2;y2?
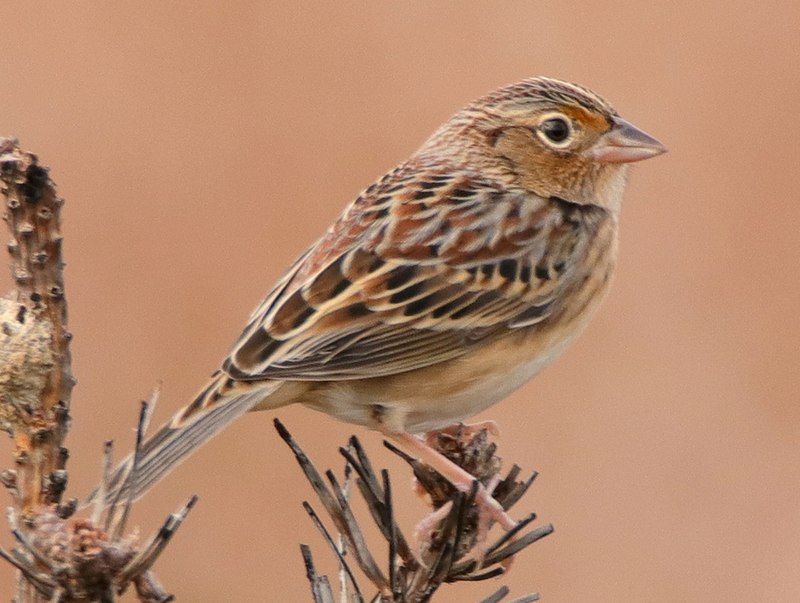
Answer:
0;138;195;601
276;420;553;602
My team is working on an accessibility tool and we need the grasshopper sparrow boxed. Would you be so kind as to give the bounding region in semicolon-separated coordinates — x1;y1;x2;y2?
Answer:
101;77;665;528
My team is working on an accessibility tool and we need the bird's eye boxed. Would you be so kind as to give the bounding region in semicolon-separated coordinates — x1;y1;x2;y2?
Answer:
537;116;573;148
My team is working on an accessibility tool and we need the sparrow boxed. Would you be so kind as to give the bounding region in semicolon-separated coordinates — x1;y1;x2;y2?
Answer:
99;77;665;527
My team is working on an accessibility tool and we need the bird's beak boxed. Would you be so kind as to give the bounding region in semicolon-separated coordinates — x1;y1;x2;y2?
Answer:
587;116;667;164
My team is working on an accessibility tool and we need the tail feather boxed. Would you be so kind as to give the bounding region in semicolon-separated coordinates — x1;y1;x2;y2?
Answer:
88;374;282;506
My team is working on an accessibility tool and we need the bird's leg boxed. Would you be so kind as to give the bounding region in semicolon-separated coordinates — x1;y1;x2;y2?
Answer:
473;473;502;542
414;499;453;545
387;431;516;531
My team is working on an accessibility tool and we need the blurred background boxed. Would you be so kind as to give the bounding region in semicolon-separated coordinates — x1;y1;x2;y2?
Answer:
1;2;799;601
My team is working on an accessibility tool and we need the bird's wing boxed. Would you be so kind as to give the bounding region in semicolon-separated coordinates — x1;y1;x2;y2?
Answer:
225;164;610;381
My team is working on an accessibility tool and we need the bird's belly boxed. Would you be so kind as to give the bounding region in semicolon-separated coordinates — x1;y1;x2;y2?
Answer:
303;325;579;434
400;347;559;432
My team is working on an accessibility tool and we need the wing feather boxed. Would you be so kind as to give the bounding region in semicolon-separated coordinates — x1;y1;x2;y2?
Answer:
224;167;609;381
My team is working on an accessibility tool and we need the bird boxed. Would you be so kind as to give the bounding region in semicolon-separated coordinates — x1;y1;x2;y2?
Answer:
97;76;666;528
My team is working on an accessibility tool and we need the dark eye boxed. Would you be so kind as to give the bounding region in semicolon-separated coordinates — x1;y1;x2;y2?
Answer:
539;117;572;145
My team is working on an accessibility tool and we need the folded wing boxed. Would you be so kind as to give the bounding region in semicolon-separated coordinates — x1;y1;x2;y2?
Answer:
226;166;608;381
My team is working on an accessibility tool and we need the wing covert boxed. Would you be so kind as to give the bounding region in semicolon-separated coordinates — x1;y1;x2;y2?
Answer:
224;165;609;381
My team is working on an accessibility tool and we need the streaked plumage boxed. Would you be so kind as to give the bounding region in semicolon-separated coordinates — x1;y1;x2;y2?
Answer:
96;77;665;512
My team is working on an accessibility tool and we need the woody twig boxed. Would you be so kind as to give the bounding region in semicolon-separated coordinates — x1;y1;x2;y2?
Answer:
0;139;195;602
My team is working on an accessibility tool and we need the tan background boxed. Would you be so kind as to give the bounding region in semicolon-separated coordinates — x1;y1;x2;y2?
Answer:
2;2;799;601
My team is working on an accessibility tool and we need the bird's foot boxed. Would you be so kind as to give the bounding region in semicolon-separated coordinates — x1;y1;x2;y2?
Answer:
463;474;516;532
388;431;517;535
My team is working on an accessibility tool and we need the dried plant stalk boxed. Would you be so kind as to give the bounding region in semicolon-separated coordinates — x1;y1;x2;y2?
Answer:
0;139;195;601
0;137;72;518
275;419;553;602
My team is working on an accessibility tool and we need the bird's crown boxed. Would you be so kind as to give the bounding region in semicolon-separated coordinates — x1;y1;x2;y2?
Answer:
473;76;618;118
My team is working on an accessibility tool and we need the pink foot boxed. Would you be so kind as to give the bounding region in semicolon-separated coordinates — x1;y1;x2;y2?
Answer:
388;431;517;532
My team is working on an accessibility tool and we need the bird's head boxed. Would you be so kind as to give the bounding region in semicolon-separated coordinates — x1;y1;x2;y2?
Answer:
423;77;666;211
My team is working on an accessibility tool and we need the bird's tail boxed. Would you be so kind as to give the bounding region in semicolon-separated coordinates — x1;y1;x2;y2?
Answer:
88;373;284;506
